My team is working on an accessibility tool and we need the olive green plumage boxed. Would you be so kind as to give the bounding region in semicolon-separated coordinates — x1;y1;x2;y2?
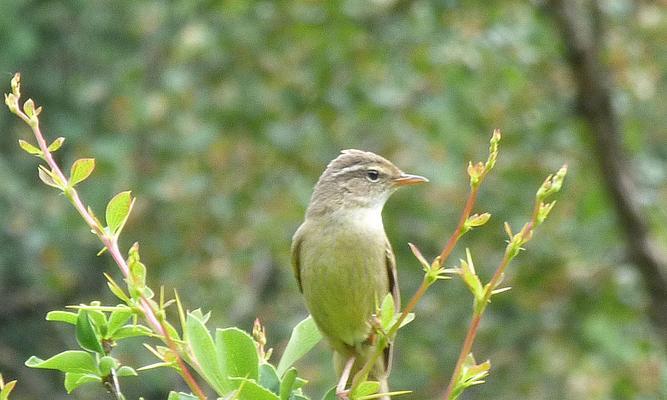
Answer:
291;149;427;397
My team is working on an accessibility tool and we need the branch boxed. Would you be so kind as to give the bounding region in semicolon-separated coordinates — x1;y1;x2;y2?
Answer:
350;130;501;394
5;74;207;399
442;165;567;399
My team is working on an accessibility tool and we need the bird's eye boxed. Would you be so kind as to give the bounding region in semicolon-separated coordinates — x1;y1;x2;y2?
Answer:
366;169;380;182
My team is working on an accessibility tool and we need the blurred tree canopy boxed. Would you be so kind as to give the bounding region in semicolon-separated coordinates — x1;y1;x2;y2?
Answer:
0;0;665;399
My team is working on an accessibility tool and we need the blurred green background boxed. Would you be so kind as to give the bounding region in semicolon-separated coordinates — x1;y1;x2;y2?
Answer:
1;1;665;399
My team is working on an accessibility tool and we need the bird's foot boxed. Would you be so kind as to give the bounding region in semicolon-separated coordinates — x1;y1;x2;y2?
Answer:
335;356;356;400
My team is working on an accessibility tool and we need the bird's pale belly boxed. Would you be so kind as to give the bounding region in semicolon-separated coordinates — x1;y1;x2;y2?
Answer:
300;227;389;351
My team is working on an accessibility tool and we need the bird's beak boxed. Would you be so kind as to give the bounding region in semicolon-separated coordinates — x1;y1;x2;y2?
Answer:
393;173;429;187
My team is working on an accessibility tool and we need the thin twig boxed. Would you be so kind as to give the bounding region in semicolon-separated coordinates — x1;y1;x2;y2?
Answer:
442;197;542;400
350;176;483;392
9;85;207;400
438;187;480;262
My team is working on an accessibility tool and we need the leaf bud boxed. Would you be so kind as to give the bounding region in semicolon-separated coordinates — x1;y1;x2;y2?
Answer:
23;98;35;118
467;161;485;186
4;93;18;112
10;73;20;97
485;129;501;171
466;213;491;228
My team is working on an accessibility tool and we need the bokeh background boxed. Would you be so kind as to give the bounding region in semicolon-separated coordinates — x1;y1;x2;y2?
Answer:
1;0;665;399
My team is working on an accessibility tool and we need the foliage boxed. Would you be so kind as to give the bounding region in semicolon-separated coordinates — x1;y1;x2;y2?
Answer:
1;1;666;399
6;74;319;399
0;375;17;400
6;73;567;399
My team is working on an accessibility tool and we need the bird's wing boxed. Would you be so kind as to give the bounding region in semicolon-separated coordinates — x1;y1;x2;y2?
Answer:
291;223;306;293
385;236;400;310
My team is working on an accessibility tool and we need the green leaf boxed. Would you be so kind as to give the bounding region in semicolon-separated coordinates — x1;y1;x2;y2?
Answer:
5;92;17;111
105;191;133;235
46;311;78;325
168;392;199;400
258;363;280;395
113;324;153;339
98;356;118;376
47;137;65;152
38;165;61;189
459;249;483;300
23;98;35;117
128;257;147;297
361;389;412;399
185;312;229;395
107;281;130;302
136;361;173;372
10;73;20;95
126;243;148;298
352;381;380;397
25;351;99;374
107;307;133;338
190;308;211;324
64;372;101;393
162;320;182;342
385;311;416;334
321;387;336;400
105;273;130;303
276;316;322;376
450;353;491;400
397;313;415;329
76;311;104;354
230;377;280;400
69;158;95;187
293;377;307;390
380;294;395;330
18;139;41;155
465;213;491;228
0;378;16;400
116;366;138;377
279;368;297;400
83;308;107;332
216;327;259;381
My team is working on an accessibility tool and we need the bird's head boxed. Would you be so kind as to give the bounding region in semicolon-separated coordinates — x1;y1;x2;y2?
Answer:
307;149;428;216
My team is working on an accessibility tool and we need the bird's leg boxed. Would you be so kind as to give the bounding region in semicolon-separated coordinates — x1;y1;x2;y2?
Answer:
336;356;356;399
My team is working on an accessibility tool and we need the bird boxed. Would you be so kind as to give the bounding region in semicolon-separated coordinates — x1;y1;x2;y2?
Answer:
291;149;427;398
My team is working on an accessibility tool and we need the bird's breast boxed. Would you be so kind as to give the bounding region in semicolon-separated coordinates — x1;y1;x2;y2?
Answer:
299;209;390;348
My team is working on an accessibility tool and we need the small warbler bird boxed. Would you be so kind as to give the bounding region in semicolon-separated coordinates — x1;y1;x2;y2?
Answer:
291;149;427;398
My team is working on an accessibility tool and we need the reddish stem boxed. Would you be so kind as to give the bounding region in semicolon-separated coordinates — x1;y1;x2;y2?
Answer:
351;180;484;393
18;108;207;399
442;199;542;400
442;313;482;399
439;186;479;262
389;183;481;340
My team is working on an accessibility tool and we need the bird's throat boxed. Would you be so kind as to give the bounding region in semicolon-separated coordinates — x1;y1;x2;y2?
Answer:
333;205;384;230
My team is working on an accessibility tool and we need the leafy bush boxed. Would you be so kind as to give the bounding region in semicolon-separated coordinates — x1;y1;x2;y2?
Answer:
4;74;565;399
